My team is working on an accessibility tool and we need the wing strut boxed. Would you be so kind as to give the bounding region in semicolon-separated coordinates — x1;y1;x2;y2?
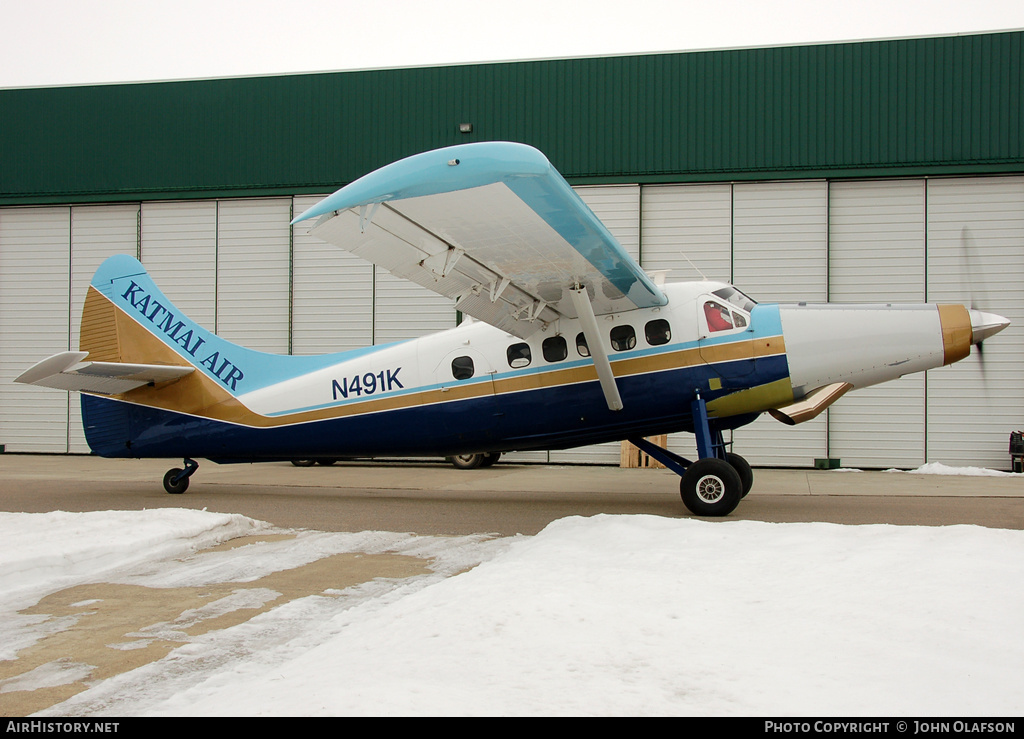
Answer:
570;285;623;412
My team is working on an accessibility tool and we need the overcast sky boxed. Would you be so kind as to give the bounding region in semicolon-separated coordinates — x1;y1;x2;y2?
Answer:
2;0;1024;88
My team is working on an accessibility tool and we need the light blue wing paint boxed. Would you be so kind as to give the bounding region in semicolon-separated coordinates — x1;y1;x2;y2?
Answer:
293;142;667;310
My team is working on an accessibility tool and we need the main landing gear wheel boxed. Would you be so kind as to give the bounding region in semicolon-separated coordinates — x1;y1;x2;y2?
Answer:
450;453;485;469
450;452;500;469
679;458;743;517
726;452;754;499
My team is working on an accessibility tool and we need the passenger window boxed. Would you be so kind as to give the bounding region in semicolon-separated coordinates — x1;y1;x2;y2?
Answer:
576;332;590;357
451;356;474;380
507;342;532;368
610;325;636;351
645;319;671;346
542;336;568;363
704;301;735;333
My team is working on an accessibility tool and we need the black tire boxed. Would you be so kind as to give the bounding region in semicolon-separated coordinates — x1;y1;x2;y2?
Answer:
480;452;501;467
450;453;484;470
726;452;754;498
316;459;337;466
291;460;316;467
163;468;189;494
679;458;742;517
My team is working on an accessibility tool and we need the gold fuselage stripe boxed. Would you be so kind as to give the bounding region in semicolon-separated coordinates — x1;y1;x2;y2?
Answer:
88;288;788;428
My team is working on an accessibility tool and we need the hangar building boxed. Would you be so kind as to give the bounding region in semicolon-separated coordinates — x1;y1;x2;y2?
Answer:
1;30;1022;469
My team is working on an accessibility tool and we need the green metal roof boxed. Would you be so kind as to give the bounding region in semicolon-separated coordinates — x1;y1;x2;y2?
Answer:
2;30;1022;205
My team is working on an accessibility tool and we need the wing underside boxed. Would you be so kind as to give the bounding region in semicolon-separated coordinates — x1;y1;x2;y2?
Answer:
293;142;667;339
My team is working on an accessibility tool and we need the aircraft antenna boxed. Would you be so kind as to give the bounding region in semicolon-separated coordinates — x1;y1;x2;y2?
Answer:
681;253;707;281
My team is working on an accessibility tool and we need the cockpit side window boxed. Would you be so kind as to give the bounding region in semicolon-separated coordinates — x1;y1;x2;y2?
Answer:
704;289;752;334
704;300;736;333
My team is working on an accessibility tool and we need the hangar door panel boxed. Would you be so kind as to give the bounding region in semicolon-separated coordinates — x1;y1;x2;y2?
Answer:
372;271;457;345
640;184;732;283
292;195;373;355
731;181;829;466
0;208;71;452
926;176;1024;469
827;180;926;469
141;201;218;332
217;199;291;353
69;204;142;453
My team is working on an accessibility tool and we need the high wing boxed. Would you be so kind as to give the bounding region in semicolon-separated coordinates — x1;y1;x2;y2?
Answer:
292;142;667;339
15;351;194;395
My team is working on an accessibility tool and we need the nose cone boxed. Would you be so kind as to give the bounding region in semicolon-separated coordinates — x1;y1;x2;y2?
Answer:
969;310;1010;345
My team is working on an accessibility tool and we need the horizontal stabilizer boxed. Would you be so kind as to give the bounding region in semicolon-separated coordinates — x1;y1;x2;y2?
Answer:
15;351;194;395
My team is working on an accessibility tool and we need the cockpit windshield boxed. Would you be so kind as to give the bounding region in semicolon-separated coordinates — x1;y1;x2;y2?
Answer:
703;287;754;334
712;287;757;313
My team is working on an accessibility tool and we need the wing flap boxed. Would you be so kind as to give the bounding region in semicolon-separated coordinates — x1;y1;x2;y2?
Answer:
311;199;561;338
15;351;195;395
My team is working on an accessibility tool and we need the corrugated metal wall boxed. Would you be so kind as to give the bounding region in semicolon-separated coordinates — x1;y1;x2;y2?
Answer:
828;180;927;468
3;175;1021;468
2;31;1021;205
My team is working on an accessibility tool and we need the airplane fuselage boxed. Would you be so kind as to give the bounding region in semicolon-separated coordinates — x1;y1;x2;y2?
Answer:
79;277;979;465
80;281;787;461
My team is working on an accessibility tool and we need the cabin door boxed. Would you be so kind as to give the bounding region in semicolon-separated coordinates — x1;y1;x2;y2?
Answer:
431;348;504;446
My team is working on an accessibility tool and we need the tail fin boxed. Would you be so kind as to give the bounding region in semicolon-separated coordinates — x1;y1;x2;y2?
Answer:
16;254;249;397
84;254;249;393
16;254;357;458
21;253;354;402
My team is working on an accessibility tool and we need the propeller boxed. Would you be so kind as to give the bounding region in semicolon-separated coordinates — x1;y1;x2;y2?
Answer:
960;227;1010;375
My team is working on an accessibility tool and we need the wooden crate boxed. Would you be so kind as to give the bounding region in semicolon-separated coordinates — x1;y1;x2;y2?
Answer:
620;436;667;468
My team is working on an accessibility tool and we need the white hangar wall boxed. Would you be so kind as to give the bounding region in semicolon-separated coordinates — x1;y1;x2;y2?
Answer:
1;175;1022;469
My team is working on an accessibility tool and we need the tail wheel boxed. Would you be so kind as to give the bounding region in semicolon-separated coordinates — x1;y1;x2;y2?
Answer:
450;453;484;469
163;468;189;494
680;458;742;517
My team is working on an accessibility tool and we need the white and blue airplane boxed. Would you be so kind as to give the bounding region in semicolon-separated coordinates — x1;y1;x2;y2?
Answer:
15;142;1010;516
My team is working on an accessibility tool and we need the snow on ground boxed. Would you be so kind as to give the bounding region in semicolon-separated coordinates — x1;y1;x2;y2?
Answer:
836;463;1017;476
1;506;1022;716
895;462;1018;477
